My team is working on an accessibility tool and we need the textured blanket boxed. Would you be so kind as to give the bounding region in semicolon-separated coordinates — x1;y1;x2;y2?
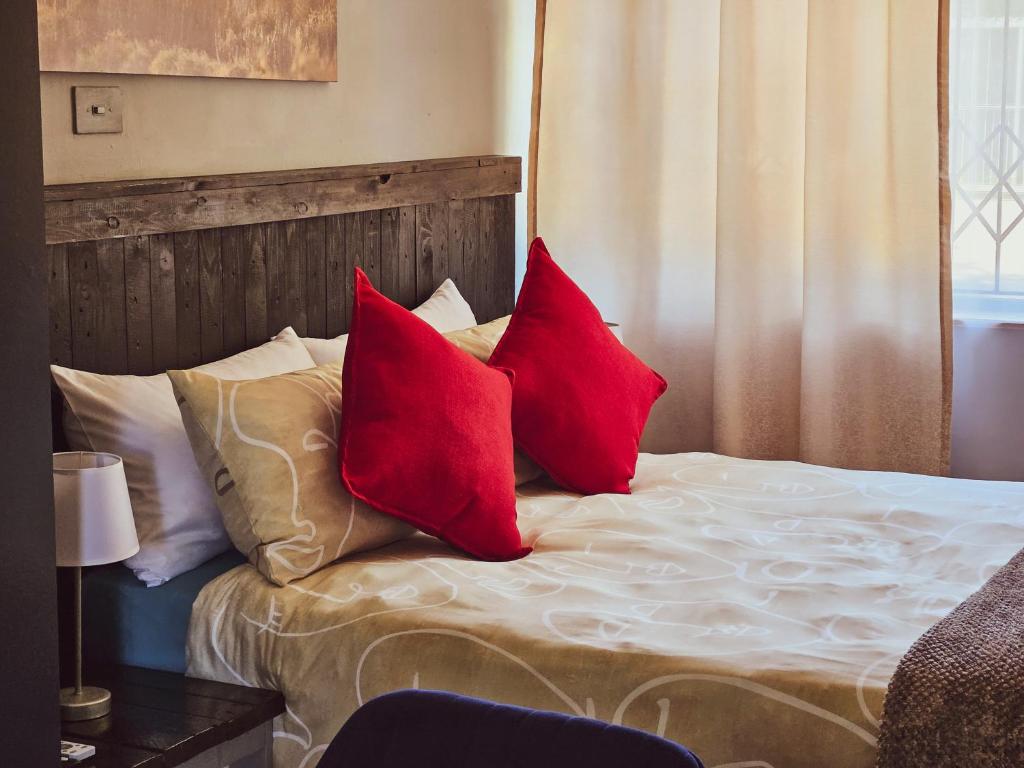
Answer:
188;453;1024;768
877;546;1024;767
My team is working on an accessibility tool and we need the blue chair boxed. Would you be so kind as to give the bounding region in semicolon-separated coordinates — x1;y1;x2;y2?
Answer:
319;689;704;768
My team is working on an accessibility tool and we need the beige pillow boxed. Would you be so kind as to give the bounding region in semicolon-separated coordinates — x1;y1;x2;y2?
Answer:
51;329;316;586
292;278;478;365
444;317;545;486
169;364;412;586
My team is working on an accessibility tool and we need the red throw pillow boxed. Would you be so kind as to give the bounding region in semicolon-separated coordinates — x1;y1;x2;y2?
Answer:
339;269;530;561
488;238;667;495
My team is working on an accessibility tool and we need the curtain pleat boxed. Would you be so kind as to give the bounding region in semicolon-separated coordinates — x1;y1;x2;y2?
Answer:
534;0;952;474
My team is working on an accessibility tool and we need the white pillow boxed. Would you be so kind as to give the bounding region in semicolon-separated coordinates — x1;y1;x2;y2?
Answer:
51;329;316;586
293;278;477;365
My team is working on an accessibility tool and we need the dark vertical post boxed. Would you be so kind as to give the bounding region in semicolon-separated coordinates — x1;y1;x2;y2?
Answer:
0;0;61;763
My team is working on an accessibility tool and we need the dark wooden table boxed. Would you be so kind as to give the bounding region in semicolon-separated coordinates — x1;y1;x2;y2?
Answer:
60;666;284;767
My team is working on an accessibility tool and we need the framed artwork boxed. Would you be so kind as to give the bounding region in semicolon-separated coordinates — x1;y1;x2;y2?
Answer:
38;0;338;82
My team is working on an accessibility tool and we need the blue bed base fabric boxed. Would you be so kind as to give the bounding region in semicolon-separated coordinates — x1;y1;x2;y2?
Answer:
319;690;705;768
82;549;246;673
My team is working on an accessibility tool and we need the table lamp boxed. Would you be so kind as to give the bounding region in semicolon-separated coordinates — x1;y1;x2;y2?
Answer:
53;451;139;721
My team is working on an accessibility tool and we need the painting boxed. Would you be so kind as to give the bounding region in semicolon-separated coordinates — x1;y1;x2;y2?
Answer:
38;0;337;82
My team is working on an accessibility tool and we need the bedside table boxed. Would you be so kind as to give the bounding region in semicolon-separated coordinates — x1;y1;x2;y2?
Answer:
60;666;284;767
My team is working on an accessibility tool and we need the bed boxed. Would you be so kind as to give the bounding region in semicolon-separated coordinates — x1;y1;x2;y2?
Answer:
186;453;1024;768
46;158;1024;768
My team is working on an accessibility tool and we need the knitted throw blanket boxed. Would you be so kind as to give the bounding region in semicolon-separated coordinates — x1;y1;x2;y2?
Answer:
876;546;1024;767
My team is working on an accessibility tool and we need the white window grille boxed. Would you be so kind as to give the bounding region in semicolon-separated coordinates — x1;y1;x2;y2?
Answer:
951;0;1024;320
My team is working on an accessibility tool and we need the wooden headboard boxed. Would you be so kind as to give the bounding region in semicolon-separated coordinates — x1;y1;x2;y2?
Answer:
44;155;520;376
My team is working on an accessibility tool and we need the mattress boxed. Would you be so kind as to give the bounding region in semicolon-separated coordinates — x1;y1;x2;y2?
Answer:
84;549;245;673
186;452;1024;768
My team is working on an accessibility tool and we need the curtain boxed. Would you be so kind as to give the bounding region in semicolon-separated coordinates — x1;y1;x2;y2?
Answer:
533;0;952;475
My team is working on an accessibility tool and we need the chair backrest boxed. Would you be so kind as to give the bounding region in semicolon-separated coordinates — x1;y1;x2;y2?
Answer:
318;689;705;768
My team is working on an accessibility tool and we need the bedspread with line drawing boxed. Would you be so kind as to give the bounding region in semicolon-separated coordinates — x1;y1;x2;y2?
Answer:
187;452;1024;768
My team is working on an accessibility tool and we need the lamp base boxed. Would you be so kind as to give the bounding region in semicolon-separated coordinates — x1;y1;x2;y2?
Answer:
60;686;111;721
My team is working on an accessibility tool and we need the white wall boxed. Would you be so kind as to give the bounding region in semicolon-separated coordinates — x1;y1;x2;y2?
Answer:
40;0;535;267
951;322;1024;481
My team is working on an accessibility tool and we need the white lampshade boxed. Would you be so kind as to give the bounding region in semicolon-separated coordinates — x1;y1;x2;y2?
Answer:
53;452;139;567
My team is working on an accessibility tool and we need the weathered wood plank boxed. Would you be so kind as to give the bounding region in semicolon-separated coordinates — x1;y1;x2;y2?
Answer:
379;208;400;302
96;240;129;374
324;214;346;337
461;198;481;319
478;196;497;323
48;244;73;367
219;227;246;357
398;206;417;308
174;231;202;368
150;234;177;372
46;161;521;245
448;198;480;311
264;223;287;337
124;236;153;374
68;241;99;372
415;202;449;304
45;156;513;202
362;209;381;289
198;229;224;363
344;213;361;326
283;220;308;336
242;224;268;346
305;217;327;338
494;194;516;318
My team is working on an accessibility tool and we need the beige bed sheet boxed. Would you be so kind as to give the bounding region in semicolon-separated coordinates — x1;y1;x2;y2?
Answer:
187;452;1024;768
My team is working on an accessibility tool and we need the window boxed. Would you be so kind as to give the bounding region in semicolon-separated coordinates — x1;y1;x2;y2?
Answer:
951;0;1024;321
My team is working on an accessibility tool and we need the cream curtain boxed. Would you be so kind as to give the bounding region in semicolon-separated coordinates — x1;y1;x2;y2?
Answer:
534;0;951;474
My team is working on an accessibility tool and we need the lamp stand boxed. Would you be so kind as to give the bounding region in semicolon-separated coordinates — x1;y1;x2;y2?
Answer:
59;566;111;721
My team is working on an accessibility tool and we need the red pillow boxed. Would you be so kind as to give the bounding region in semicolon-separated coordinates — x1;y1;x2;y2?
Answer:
488;238;667;495
339;268;530;561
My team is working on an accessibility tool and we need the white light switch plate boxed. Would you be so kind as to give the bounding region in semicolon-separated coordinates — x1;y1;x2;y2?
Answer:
73;86;123;135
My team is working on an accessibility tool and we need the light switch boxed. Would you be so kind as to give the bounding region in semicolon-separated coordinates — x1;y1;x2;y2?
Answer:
73;86;123;135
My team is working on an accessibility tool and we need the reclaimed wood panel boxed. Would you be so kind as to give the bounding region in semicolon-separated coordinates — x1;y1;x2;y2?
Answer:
242;224;268;348
46;159;520;245
198;229;224;362
415;202;449;304
68;241;99;372
324;214;346;338
149;234;176;372
174;231;202;368
219;227;246;357
48;244;72;367
305;217;327;339
124;236;153;374
46;157;518;376
398;206;417;308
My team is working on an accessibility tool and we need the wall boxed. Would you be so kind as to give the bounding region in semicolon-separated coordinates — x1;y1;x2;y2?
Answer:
950;321;1024;481
41;0;532;186
1;0;61;763
42;0;534;303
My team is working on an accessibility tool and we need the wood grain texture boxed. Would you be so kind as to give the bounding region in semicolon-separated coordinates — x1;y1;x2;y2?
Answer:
48;244;72;366
219;227;246;357
198;229;224;362
124;236;153;374
305;217;327;338
61;665;284;768
174;231;202;368
46;158;520;245
45;157;518;376
324;214;346;337
149;233;177;372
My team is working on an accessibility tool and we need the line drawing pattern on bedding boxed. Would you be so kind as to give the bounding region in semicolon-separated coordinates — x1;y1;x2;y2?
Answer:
187;453;1024;768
